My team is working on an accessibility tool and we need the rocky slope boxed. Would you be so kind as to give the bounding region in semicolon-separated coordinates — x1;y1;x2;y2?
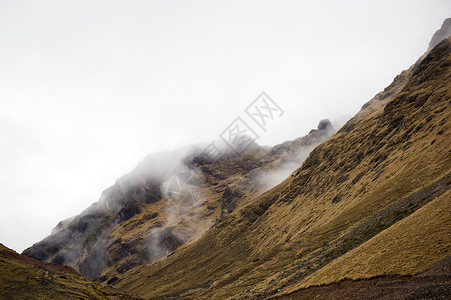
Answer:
0;243;136;299
429;18;451;51
112;26;451;299
23;118;335;284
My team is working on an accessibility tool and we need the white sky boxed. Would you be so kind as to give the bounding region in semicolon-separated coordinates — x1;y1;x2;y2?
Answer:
0;0;450;253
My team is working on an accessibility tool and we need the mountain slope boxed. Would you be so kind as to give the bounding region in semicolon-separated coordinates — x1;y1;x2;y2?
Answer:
291;188;450;290
114;36;451;299
281;255;451;300
0;243;136;299
23;118;335;284
282;34;451;296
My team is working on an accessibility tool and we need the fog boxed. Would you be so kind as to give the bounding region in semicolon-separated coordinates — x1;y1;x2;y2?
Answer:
0;0;450;253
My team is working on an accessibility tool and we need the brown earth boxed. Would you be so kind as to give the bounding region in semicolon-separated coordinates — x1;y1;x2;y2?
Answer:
0;243;138;299
280;256;451;300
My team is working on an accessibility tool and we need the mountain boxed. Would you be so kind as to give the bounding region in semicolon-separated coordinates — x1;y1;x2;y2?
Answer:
18;18;451;300
111;24;451;299
429;18;451;51
0;243;136;299
23;118;335;284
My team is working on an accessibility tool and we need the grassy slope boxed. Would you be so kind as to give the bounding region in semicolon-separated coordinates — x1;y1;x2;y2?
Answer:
281;255;451;299
278;36;451;295
0;243;137;300
115;38;451;299
287;189;451;292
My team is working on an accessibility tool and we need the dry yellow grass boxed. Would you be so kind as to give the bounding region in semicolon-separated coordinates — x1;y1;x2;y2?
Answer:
115;38;451;299
285;189;451;293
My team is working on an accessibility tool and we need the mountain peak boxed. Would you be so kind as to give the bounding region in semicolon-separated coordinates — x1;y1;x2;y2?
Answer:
317;118;332;130
428;18;451;52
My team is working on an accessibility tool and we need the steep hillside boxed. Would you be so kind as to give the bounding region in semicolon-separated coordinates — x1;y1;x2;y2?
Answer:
281;256;451;300
114;35;451;299
288;188;451;292
0;243;136;299
23;118;335;284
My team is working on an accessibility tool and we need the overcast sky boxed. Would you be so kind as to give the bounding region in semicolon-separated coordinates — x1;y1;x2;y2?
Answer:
0;0;449;253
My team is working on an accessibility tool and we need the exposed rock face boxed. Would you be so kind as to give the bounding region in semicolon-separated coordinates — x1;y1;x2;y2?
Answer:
428;18;451;52
23;119;335;281
317;118;332;131
359;18;451;115
115;200;142;222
